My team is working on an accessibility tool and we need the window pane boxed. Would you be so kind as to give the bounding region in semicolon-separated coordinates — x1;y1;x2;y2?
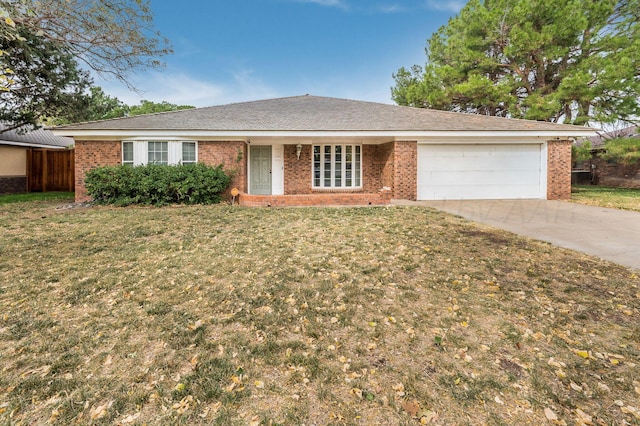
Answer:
334;145;342;187
324;146;332;187
345;145;352;186
182;142;196;163
355;146;361;186
313;146;321;187
148;142;168;165
122;142;133;165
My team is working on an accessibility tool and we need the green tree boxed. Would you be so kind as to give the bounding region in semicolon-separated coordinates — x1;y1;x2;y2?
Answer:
601;137;640;164
392;0;640;126
129;100;195;116
49;86;129;125
49;89;196;125
0;27;92;131
1;0;171;87
0;0;171;130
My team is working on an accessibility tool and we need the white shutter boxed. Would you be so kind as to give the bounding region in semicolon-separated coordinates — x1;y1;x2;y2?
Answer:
133;141;147;166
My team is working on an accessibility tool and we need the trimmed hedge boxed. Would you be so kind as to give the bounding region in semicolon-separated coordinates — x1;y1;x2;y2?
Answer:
85;163;232;206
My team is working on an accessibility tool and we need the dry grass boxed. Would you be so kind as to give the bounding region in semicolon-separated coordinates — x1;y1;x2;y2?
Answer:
0;201;638;425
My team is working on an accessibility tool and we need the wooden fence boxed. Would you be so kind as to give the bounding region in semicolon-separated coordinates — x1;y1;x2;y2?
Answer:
27;148;75;192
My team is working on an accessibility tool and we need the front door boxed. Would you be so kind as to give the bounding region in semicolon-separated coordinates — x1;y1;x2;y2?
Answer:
250;146;272;195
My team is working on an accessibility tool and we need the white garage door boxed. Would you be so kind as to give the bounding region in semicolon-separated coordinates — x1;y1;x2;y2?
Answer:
417;144;543;200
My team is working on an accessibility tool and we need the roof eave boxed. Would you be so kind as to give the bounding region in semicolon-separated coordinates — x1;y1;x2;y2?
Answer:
0;139;69;149
52;129;598;140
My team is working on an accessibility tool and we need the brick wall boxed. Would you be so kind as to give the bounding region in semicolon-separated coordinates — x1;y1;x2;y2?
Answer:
74;140;121;202
393;141;417;200
379;142;395;189
283;144;310;194
75;140;246;202
590;156;640;188
362;145;388;193
283;144;389;195
0;176;27;194
547;140;572;200
198;141;247;193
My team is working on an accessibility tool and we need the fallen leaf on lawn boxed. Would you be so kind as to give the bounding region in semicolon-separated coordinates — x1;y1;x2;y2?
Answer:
494;395;504;405
172;395;194;414
570;382;583;392
419;409;438;424
575;350;589;359
351;388;363;398
190;354;199;367
393;383;405;397
254;306;273;315
120;412;141;424
187;319;204;330
548;357;565;368
254;380;265;388
90;400;113;420
544;407;558;421
401;400;420;417
201;401;221;418
621;405;640;419
575;408;594;425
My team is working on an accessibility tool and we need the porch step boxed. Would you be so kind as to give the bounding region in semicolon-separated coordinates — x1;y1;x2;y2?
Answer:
238;191;392;207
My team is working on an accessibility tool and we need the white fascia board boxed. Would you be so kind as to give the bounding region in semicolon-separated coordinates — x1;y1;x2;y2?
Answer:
52;129;598;140
0;139;68;149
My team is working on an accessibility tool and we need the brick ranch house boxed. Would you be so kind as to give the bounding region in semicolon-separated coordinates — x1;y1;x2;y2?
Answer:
53;95;596;206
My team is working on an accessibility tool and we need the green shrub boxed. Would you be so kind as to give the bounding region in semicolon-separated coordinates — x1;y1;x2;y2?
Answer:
85;163;232;206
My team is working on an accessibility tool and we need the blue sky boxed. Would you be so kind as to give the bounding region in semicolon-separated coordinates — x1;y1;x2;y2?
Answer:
99;0;463;107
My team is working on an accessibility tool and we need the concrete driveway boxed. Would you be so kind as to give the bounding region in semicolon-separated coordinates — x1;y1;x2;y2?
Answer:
395;199;640;270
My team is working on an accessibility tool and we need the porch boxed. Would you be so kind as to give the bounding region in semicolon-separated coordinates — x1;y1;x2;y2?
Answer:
238;189;392;207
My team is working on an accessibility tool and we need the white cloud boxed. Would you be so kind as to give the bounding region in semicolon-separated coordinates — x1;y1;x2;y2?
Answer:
295;0;348;9
377;4;406;13
425;0;464;12
96;69;280;108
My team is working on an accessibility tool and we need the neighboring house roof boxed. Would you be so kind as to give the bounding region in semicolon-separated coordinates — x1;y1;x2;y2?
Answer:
54;95;596;139
585;125;639;148
0;123;73;149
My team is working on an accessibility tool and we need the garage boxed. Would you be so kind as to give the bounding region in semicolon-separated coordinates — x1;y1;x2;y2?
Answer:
417;143;544;200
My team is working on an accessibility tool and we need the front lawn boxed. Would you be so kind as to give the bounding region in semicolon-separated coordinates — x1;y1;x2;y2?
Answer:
0;203;638;425
0;191;74;205
571;185;640;212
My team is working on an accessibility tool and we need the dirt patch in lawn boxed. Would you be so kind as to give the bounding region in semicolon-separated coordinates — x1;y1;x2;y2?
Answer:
0;203;638;425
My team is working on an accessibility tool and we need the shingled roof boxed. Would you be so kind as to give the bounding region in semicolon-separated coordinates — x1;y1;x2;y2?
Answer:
54;95;594;134
1;123;73;148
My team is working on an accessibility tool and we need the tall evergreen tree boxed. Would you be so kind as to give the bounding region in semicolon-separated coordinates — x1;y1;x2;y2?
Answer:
392;0;640;125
